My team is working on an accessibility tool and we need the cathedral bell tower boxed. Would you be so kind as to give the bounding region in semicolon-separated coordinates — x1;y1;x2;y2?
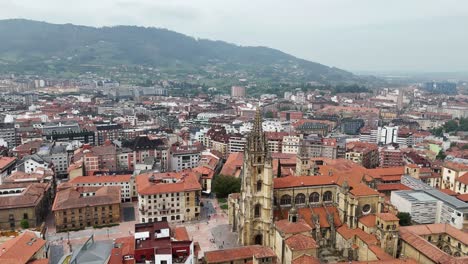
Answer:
296;139;312;176
238;108;274;247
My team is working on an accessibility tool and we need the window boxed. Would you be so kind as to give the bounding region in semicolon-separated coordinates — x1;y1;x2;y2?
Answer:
280;195;291;205
309;192;320;203
295;193;306;204
23;213;28;220
362;204;371;215
323;191;333;202
254;204;261;218
257;180;262;192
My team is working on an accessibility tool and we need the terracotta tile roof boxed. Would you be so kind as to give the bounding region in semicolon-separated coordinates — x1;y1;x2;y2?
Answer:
337;224;378;245
0;157;16;170
443;161;468;171
0;183;50;209
220;152;243;177
292;254;320;264
366;166;405;179
274;206;342;229
336;260;418;264
376;183;412;191
358;214;376;227
399;228;452;263
274;175;335;189
457;172;468;185
275;219;312;235
376;213;399;222
136;171;201;195
456;193;468;202
192;166;215;179
368;244;394;260
107;236;135;264
204;245;276;263
0;231;46;264
173;226;190;241
52;185;121;211
68;174;132;184
285;234;318;251
440;188;458;196
401;223;468;245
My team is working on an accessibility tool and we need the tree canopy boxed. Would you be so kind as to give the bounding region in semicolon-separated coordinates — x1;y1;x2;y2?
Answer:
212;175;241;198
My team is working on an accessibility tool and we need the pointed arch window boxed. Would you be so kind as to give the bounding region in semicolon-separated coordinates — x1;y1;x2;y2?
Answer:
256;180;262;192
254;204;261;218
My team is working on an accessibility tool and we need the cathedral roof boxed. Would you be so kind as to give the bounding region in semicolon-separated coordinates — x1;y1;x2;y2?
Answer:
285;234;318;251
275;219;311;234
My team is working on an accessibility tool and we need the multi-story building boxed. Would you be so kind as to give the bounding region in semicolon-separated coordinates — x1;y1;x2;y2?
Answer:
95;123;122;145
0;156;17;183
0;182;52;229
231;86;246;98
170;143;203;172
379;145;404;168
440;162;468;194
399;224;468;262
345;142;379;169
395;175;468;229
282;135;301;154
123;135;170;172
133;221;195;264
52;185;121;232
266;132;288;153
228;134;246;154
359;126;399;145
81;142;118;175
0;123;17;148
136;171;202;223
68;174;134;202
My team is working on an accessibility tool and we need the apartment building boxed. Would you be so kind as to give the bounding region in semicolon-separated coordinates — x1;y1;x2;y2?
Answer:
68;174;134;202
136;171;202;224
52;185;121;232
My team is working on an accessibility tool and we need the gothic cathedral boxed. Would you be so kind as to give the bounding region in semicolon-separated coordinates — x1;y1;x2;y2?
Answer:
237;108;274;247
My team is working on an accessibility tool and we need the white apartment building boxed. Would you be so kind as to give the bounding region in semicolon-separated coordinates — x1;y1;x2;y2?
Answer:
282;135;301;154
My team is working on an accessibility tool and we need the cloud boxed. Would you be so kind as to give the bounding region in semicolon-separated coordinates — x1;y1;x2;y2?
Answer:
0;0;467;71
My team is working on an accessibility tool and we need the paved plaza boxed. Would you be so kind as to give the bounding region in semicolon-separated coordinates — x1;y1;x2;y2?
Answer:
46;198;239;263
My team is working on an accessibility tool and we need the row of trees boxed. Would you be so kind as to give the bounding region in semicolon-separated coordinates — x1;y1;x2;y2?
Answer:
431;118;468;137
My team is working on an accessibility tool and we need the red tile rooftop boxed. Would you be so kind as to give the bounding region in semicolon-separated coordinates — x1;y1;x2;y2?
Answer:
275;219;312;234
285;234;318;251
204;245;276;264
0;231;46;264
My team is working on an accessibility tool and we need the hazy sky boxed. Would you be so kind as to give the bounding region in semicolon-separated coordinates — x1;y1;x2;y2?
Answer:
1;0;468;72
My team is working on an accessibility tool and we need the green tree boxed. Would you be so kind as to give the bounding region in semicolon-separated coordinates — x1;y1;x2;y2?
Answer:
397;212;412;226
264;111;274;118
436;150;447;160
212;175;241;198
20;219;30;229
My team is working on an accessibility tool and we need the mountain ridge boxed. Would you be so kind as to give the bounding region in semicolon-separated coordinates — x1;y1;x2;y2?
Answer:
0;19;361;85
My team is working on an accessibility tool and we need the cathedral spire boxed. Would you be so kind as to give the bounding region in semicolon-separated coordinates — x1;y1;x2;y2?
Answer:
252;107;263;135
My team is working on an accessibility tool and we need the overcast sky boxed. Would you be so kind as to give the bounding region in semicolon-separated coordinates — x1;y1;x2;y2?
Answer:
1;0;468;73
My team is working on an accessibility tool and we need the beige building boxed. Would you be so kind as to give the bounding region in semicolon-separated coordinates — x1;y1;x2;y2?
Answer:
0;231;47;263
52;184;121;232
399;224;468;263
0;182;52;230
136;170;201;223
